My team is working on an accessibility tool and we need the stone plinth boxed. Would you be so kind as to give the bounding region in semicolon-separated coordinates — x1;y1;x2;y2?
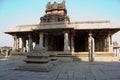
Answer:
19;44;53;72
49;53;58;65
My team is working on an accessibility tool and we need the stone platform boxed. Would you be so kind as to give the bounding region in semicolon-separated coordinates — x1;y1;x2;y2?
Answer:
0;57;120;80
50;51;119;62
19;45;53;72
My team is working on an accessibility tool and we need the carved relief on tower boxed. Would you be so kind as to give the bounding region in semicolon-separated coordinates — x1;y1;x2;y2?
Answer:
46;1;66;12
52;2;58;9
46;2;51;10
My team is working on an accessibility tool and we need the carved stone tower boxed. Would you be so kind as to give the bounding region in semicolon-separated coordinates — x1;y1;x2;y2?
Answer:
40;0;70;23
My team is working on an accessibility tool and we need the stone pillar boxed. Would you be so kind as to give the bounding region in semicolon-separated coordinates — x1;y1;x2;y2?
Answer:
88;33;95;62
45;35;48;50
71;35;74;53
110;35;113;52
13;35;17;51
28;33;33;52
108;34;111;51
104;38;107;51
39;32;44;47
22;38;26;52
107;34;113;52
15;36;19;52
64;31;70;52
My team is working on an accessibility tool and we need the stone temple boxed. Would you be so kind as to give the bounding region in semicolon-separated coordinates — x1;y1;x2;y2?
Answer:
5;0;120;61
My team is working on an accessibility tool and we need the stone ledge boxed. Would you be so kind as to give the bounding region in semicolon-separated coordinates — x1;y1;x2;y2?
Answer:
19;63;53;72
24;59;49;63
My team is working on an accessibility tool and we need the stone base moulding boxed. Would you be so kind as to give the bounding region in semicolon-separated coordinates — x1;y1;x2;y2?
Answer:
19;63;53;72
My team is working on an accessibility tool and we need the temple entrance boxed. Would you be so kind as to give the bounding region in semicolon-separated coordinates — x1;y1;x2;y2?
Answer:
47;34;64;51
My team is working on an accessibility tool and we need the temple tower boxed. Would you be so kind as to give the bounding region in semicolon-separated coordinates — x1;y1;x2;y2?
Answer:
40;0;70;23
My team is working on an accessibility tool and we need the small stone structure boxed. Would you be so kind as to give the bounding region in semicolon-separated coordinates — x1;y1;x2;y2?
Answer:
19;44;53;72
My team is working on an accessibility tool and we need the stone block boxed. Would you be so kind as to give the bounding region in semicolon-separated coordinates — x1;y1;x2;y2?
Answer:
58;57;73;62
19;63;53;72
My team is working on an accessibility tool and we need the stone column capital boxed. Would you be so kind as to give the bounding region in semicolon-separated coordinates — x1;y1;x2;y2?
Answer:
28;33;32;38
63;30;69;34
89;32;93;37
39;31;45;34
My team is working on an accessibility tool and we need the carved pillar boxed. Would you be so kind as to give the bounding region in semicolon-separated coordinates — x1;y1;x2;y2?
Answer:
88;33;95;62
107;34;110;51
104;38;107;51
45;35;48;50
13;36;15;51
71;34;74;53
28;33;33;52
15;36;19;52
110;35;113;52
13;35;17;51
107;33;113;52
39;32;44;47
22;38;26;52
64;31;70;52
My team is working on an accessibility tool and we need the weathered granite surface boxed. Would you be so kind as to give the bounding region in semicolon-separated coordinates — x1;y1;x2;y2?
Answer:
0;57;120;80
19;44;53;72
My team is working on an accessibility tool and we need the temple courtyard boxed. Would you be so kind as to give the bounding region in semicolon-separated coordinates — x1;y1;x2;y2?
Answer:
0;56;120;80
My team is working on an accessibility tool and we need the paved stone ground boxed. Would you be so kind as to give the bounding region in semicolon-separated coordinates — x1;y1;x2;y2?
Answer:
0;57;120;80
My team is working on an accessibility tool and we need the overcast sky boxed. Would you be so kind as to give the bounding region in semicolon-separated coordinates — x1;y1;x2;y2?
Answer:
0;0;120;47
